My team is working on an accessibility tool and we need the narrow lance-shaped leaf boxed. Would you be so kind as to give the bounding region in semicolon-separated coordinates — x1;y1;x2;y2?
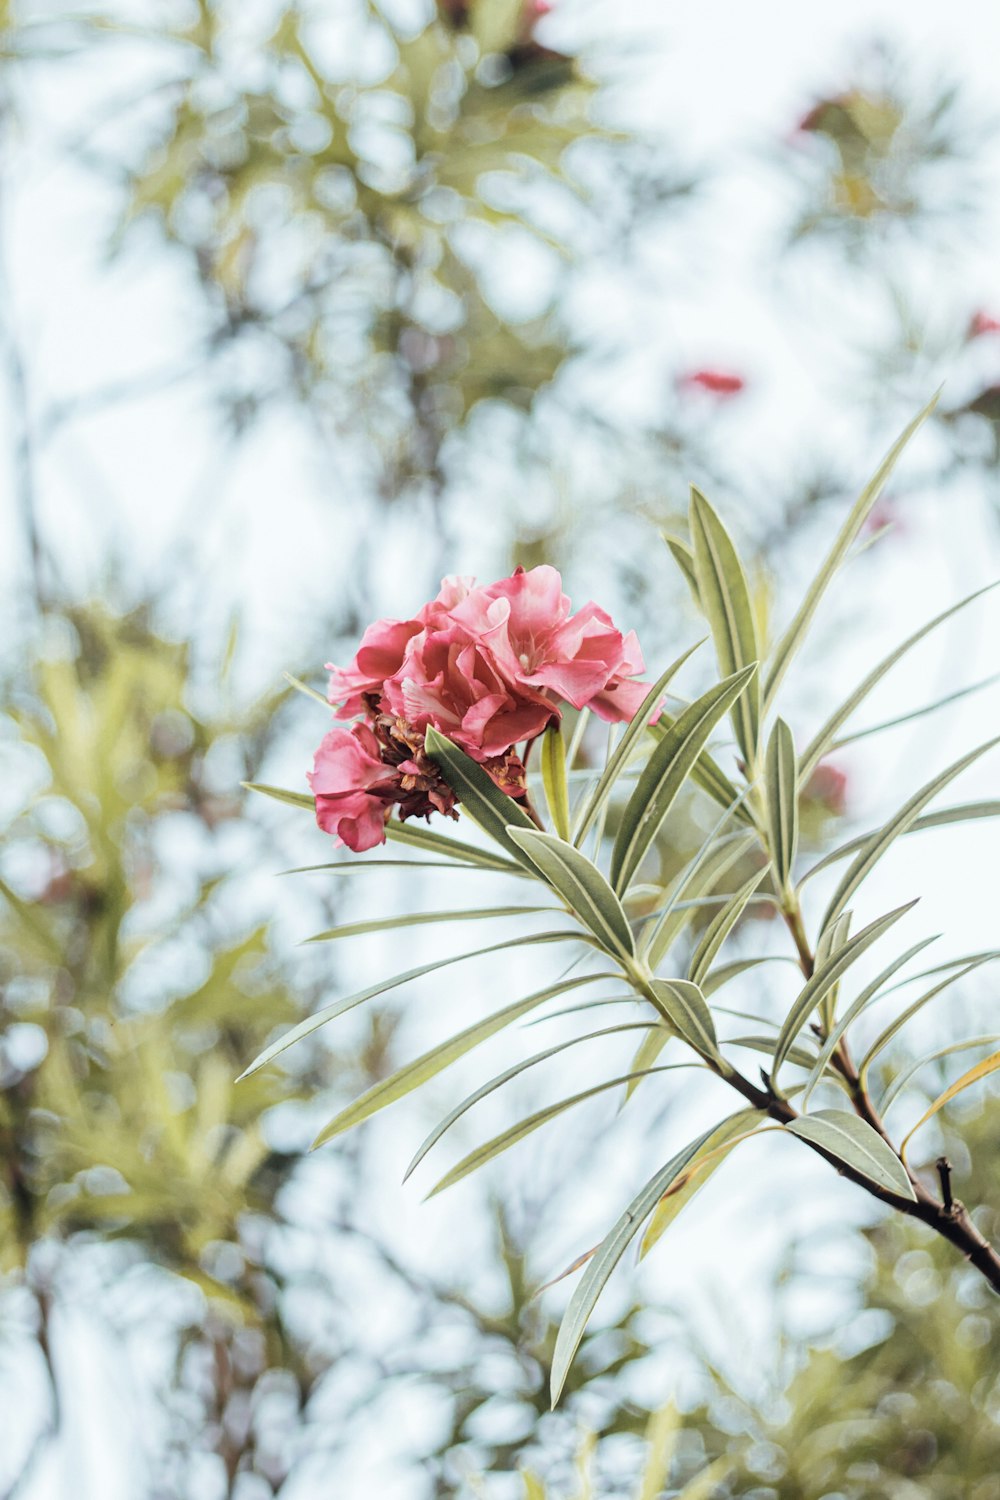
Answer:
653;713;758;827
726;1034;820;1070
798;578;999;781
820;737;1000;936
305;904;552;943
428;1065;687;1199
690;486;761;767
283;670;333;710
703;956;773;995
425;725;538;865
639;1109;766;1258
829;671;1000;752
384;816;526;872
237;929;586;1080
622;1027;672;1102
643;826;758;968
802;801;1000;885
771;901;917;1087
311;974;620;1148
611;664;758;895
764;718;798;894
649;979;725;1067
663;533;701;607
404;1016;654;1181
762;396;938;713
550;1125;722;1406
507;828;636;961
540;723;572;841
881;1035;1000;1115
244;781;314;811
799;936;941;1109
785;1110;916;1200
858;954;1000;1086
573;639;704;847
689;866;770;987
284;859;493;875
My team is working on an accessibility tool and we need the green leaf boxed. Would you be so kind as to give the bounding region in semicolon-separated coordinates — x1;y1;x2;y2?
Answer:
282;670;332;709
549;1126;722;1406
425;727;539;864
639;1109;766;1258
507;828;636;960
802;802;1000;885
573;640;704;847
664;533;702;607
621;1027;672;1101
702;956;772;996
428;1064;684;1199
726;1036;821;1070
762;397;938;713
244;780;313;810
689;867;770;987
676;1457;736;1500
611;665;758;895
237;930;586;1080
649;979;724;1066
540;724;572;841
305;904;551;943
689;486;761;766
799;937;940;1109
638;1404;681;1500
820;738;1000;935
311;975;617;1148
566;706;591;769
771;902;917;1086
643;828;758;968
906;1051;1000;1156
764;718;798;893
858;955;1000;1085
828;671;1000;752
785;1109;916;1199
880;1035;1000;1114
283;858;487;875
798;579;999;781
404;1017;655;1181
385;816;526;873
524;993;639;1026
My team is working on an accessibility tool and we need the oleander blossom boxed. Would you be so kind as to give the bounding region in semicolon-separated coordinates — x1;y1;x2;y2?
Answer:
313;565;654;850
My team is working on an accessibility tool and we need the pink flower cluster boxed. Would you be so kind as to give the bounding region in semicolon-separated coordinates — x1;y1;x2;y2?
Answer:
309;565;652;851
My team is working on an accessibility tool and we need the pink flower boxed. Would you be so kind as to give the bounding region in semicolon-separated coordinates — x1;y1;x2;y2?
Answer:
448;565;651;724
968;310;1000;340
678;369;746;398
326;576;474;718
312;565;652;847
804;761;848;817
387;630;555;759
308;724;398;852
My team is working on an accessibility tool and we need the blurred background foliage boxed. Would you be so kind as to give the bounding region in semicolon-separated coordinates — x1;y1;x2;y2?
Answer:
2;0;1000;1496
